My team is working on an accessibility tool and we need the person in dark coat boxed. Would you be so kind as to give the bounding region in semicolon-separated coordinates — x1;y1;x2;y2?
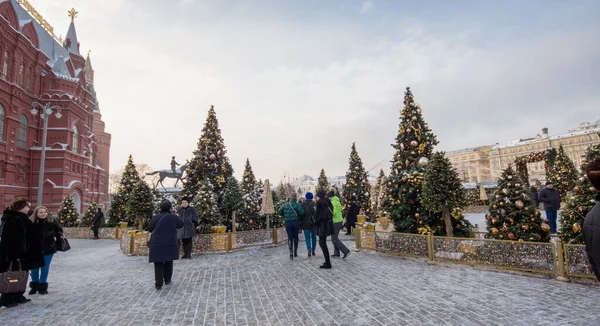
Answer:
92;208;103;239
583;159;600;281
148;200;184;290
176;196;198;259
529;186;540;208
538;181;561;233
314;190;334;269
278;193;304;260
0;198;44;308
28;206;63;295
345;197;360;235
300;192;317;257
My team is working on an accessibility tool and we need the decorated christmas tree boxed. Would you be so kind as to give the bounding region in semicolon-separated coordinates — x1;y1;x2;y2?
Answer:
560;144;600;243
183;105;234;198
342;143;373;218
372;169;387;218
421;152;471;237
58;196;79;227
193;180;223;234
108;155;142;226
80;202;98;227
381;87;439;233
222;176;244;231
547;145;579;198
238;159;263;230
276;181;287;201
486;165;550;242
271;189;284;227
127;178;155;230
317;169;329;193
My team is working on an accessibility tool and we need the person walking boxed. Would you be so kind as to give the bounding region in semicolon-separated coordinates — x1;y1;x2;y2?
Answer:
92;208;103;239
28;206;63;295
177;197;198;259
538;181;561;233
314;190;334;269
583;159;600;281
328;191;350;259
278;193;304;260
345;197;360;235
0;198;44;308
301;192;317;257
148;200;184;290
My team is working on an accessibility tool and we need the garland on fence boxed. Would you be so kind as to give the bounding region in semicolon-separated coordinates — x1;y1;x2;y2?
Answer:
514;148;557;184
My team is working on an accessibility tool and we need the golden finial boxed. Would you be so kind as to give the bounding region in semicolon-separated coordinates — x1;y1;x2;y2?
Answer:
67;8;78;23
87;50;91;57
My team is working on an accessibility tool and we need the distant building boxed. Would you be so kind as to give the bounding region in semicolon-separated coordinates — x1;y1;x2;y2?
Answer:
446;146;494;183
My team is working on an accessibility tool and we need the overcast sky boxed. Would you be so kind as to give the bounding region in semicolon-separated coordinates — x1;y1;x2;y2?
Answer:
37;0;599;183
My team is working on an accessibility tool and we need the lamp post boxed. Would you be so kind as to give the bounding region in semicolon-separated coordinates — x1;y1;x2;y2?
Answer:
31;102;62;207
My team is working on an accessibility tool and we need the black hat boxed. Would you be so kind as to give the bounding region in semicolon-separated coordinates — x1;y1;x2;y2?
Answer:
181;196;191;203
316;190;327;199
545;181;553;186
159;200;172;212
327;190;335;198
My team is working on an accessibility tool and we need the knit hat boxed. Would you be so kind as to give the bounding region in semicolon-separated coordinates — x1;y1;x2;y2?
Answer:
305;192;314;200
316;190;327;199
181;196;191;203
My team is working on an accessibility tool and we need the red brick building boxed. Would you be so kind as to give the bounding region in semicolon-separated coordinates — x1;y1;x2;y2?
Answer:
0;1;111;213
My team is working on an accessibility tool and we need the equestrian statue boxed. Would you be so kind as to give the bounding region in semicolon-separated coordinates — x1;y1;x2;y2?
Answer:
146;156;188;188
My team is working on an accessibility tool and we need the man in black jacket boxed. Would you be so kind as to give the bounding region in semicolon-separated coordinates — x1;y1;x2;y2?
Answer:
583;159;600;281
92;208;103;239
538;181;561;233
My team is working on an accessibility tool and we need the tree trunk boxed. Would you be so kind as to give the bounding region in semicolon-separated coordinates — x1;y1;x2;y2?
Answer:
443;207;453;238
138;218;144;232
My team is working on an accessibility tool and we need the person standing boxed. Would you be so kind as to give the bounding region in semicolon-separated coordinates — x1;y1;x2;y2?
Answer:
92;208;103;239
301;192;317;257
583;159;600;281
0;198;44;308
278;193;304;260
538;181;561;233
315;190;334;269
28;206;63;295
328;191;350;259
177;197;198;259
530;186;540;208
345;197;360;235
148;200;184;290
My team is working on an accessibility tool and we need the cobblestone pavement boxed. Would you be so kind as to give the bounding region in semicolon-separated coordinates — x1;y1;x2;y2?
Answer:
2;236;600;326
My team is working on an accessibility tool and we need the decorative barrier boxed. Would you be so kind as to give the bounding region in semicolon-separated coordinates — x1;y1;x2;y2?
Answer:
62;227;134;239
355;229;595;280
120;227;288;256
564;244;595;278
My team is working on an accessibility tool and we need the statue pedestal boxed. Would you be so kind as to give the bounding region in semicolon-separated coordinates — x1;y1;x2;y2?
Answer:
156;187;182;195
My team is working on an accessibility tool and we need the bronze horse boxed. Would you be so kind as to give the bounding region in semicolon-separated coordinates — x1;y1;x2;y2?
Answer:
146;163;188;188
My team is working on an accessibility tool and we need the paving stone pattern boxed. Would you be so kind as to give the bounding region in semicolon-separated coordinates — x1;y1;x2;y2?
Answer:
2;236;600;326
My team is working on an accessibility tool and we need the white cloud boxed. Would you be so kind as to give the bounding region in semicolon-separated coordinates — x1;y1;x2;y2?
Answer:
360;1;373;14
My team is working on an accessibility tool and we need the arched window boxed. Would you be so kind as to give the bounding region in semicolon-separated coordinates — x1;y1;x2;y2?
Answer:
0;104;4;141
18;63;23;86
2;51;8;79
72;125;78;153
17;114;27;148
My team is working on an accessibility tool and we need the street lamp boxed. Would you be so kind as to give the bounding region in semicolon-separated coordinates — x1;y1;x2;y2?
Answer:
31;102;62;207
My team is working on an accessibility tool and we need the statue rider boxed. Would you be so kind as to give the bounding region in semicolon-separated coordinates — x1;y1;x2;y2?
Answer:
171;156;180;174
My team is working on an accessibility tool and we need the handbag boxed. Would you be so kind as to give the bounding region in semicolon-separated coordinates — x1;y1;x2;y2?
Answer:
56;237;71;252
0;260;29;294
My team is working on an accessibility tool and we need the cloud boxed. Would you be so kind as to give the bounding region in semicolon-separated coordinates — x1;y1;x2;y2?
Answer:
361;1;373;13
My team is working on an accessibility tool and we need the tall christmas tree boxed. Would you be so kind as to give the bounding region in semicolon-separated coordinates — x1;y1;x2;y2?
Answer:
317;169;329;193
421;152;471;237
108;154;141;226
238;159;263;230
372;169;387;218
183;105;234;198
381;87;439;233
342;143;372;218
193;180;223;234
80;202;99;227
486;165;550;242
547;145;579;198
127;178;155;230
560;144;600;243
276;181;287;200
222;176;244;231
58;196;79;227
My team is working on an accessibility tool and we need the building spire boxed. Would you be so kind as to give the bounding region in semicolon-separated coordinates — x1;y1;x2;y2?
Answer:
64;8;80;55
68;8;78;23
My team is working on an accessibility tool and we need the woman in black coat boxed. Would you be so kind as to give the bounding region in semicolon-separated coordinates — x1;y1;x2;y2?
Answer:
147;200;184;290
314;190;334;269
0;198;44;308
345;198;360;235
583;159;600;281
28;206;63;295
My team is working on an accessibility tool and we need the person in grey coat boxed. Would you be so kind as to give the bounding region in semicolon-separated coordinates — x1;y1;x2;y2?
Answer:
177;196;198;259
148;200;183;290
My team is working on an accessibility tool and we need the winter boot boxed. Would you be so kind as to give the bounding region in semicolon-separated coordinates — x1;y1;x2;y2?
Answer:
38;283;48;295
28;282;39;295
288;240;294;260
293;238;298;257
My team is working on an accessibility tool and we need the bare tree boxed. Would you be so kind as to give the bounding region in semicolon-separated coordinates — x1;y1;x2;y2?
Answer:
109;167;124;196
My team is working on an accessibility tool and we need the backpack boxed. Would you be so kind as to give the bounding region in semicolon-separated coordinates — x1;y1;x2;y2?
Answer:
306;201;317;224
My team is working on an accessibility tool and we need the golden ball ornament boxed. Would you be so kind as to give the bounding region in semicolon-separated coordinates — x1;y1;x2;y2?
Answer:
522;224;529;231
541;223;551;232
507;232;515;240
410;140;418;147
515;200;524;209
573;223;582;233
209;154;216;161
